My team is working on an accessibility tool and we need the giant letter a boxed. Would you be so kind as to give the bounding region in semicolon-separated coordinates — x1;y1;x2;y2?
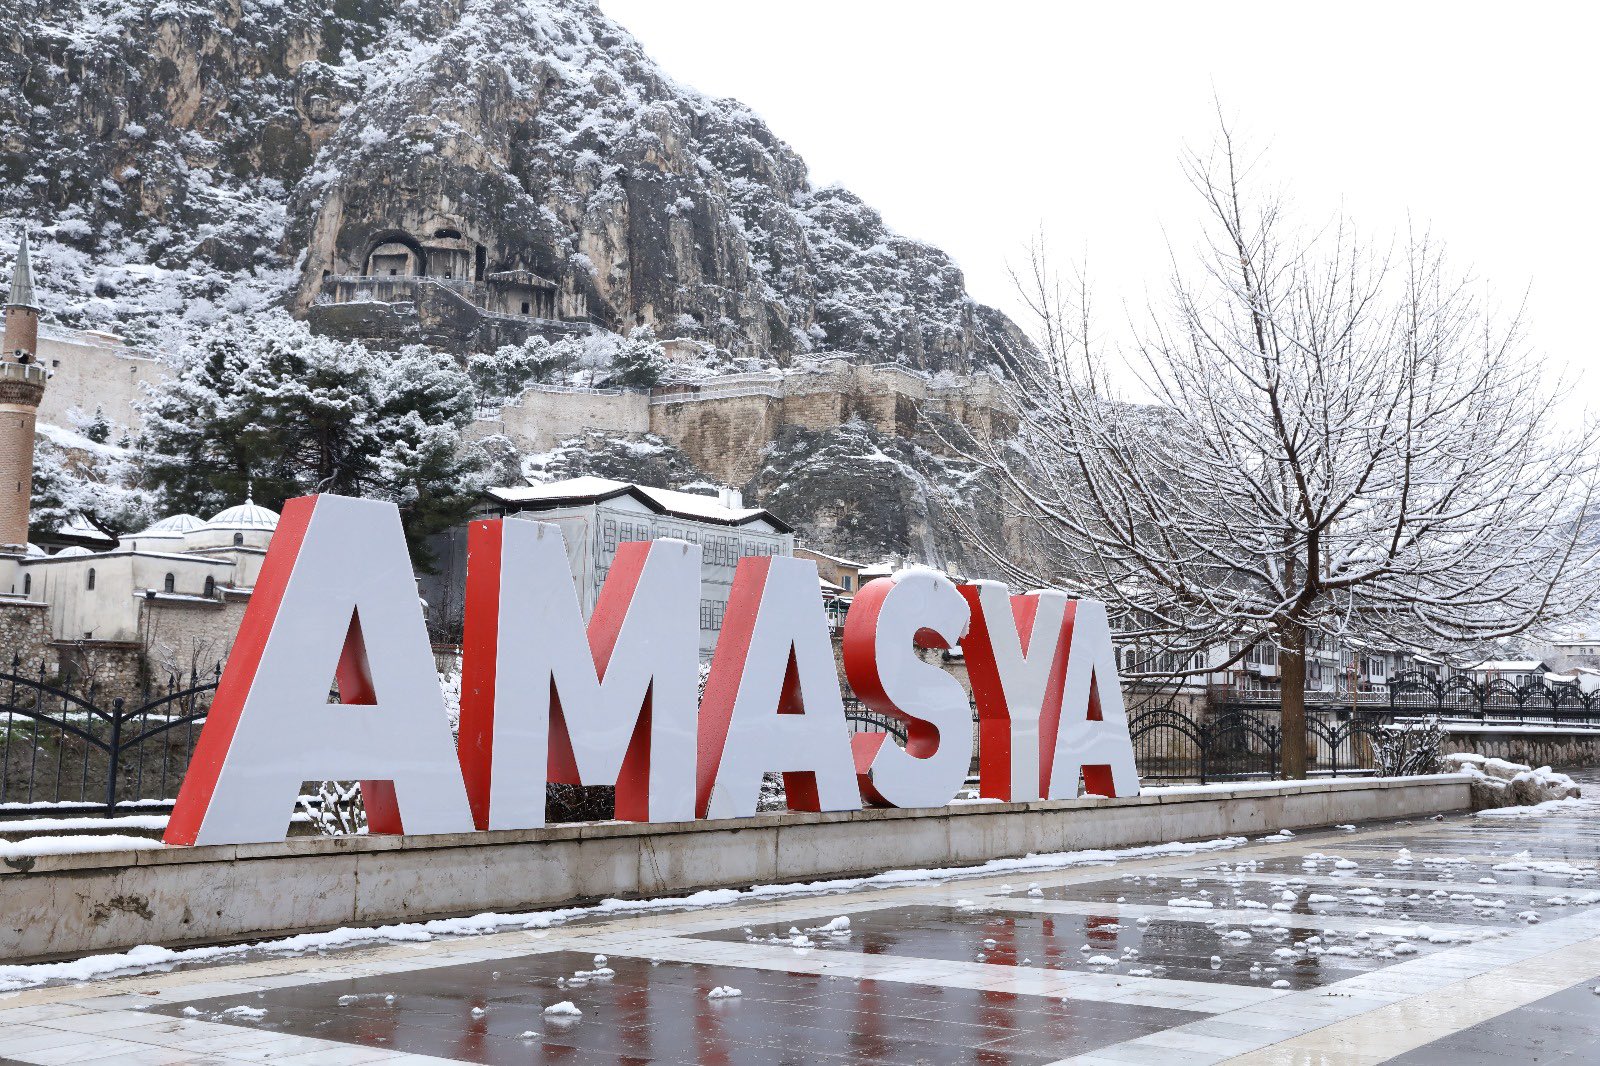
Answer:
164;494;474;846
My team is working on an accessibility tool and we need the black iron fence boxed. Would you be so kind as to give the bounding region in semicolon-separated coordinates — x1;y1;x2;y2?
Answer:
0;658;218;816
5;659;1594;816
1126;707;1394;784
1388;670;1600;726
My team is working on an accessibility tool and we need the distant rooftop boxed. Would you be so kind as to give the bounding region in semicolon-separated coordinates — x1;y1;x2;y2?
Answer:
489;476;792;533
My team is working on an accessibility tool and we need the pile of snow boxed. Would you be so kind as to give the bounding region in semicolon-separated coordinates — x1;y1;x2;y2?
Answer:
542;1001;582;1018
0;835;165;860
1445;754;1583;810
707;986;742;999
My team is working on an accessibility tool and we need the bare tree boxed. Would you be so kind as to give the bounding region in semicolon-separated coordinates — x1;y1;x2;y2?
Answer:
956;125;1600;777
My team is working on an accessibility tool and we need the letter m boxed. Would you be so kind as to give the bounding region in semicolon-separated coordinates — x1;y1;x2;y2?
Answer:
459;518;701;829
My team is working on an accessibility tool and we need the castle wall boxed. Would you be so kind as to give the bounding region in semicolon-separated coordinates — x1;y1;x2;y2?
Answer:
0;317;169;434
645;363;1004;484
471;387;650;453
649;393;780;484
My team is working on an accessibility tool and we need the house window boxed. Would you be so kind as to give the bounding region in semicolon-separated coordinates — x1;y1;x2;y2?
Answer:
233;532;244;546
22;573;30;595
86;568;95;591
841;575;852;590
204;575;215;597
521;301;531;315
163;573;175;593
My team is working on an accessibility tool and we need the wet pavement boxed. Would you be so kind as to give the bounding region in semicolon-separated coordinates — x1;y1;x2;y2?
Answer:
1;788;1598;1064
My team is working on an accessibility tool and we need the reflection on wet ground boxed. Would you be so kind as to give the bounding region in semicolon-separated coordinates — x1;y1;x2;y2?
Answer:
697;904;1421;992
151;950;1202;1064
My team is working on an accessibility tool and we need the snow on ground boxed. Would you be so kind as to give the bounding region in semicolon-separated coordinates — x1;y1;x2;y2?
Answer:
0;814;167;834
1477;798;1591;818
0;835;164;860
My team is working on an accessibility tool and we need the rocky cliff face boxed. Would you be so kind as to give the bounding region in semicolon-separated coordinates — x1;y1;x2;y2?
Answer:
0;0;1015;374
0;0;1030;571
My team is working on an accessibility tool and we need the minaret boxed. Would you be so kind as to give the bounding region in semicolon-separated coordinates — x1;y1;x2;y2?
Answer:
0;230;47;549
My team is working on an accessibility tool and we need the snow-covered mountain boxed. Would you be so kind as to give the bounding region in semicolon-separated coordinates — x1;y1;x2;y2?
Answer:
0;0;1018;373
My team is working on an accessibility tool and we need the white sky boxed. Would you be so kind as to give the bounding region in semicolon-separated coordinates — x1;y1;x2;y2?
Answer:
599;0;1598;387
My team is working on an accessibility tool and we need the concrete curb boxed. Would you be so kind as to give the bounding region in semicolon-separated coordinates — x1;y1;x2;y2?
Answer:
0;775;1472;962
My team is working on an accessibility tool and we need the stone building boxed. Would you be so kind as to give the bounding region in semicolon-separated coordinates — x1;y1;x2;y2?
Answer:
309;222;597;354
426;476;794;660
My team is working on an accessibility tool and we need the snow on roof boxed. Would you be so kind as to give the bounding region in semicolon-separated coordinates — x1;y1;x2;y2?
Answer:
141;513;206;535
206;498;279;531
1468;660;1545;672
859;562;896;578
56;515;113;541
797;546;866;568
134;512;208;534
490;476;792;532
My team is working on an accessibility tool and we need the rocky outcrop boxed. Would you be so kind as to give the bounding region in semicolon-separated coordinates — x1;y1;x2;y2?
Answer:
0;0;1016;375
0;0;1029;568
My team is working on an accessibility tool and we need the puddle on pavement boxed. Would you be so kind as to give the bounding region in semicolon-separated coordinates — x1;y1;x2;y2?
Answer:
149;950;1203;1065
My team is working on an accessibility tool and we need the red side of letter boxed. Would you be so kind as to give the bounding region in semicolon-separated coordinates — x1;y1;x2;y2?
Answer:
457;519;503;830
163;496;316;846
958;587;1043;801
695;555;769;818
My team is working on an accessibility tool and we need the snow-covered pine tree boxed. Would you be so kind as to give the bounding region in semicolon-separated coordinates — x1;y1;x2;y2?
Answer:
608;325;667;388
30;434;156;541
468;335;582;410
139;311;488;566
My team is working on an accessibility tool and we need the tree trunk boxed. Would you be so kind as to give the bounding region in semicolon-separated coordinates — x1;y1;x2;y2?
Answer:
1278;622;1308;779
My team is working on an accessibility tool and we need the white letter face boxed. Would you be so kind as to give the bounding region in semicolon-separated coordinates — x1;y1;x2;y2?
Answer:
464;518;700;829
959;581;1069;802
1044;600;1141;799
843;569;973;808
166;494;473;846
698;555;861;820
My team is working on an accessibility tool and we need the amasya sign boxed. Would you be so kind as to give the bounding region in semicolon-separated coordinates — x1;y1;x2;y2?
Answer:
164;494;1141;847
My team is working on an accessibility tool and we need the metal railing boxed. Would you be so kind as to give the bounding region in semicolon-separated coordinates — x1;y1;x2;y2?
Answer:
0;658;218;816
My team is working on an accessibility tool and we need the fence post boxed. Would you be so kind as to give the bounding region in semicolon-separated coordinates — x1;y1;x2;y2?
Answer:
104;697;124;816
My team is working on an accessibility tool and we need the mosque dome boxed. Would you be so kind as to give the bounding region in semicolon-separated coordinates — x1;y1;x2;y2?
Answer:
140;513;206;535
205;498;280;531
55;545;93;557
24;543;45;556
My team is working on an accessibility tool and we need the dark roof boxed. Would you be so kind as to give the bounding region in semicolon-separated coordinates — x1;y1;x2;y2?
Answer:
485;478;794;534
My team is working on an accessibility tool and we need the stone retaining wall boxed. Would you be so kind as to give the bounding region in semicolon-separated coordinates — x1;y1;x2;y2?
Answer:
0;775;1471;963
1443;727;1600;769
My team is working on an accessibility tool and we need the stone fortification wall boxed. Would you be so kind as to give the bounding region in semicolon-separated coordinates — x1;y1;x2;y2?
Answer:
647;392;780;484
642;360;1007;484
470;386;651;454
424;358;1008;484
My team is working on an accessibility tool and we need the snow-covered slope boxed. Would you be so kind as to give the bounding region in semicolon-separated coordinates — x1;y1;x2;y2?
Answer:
0;0;1017;372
